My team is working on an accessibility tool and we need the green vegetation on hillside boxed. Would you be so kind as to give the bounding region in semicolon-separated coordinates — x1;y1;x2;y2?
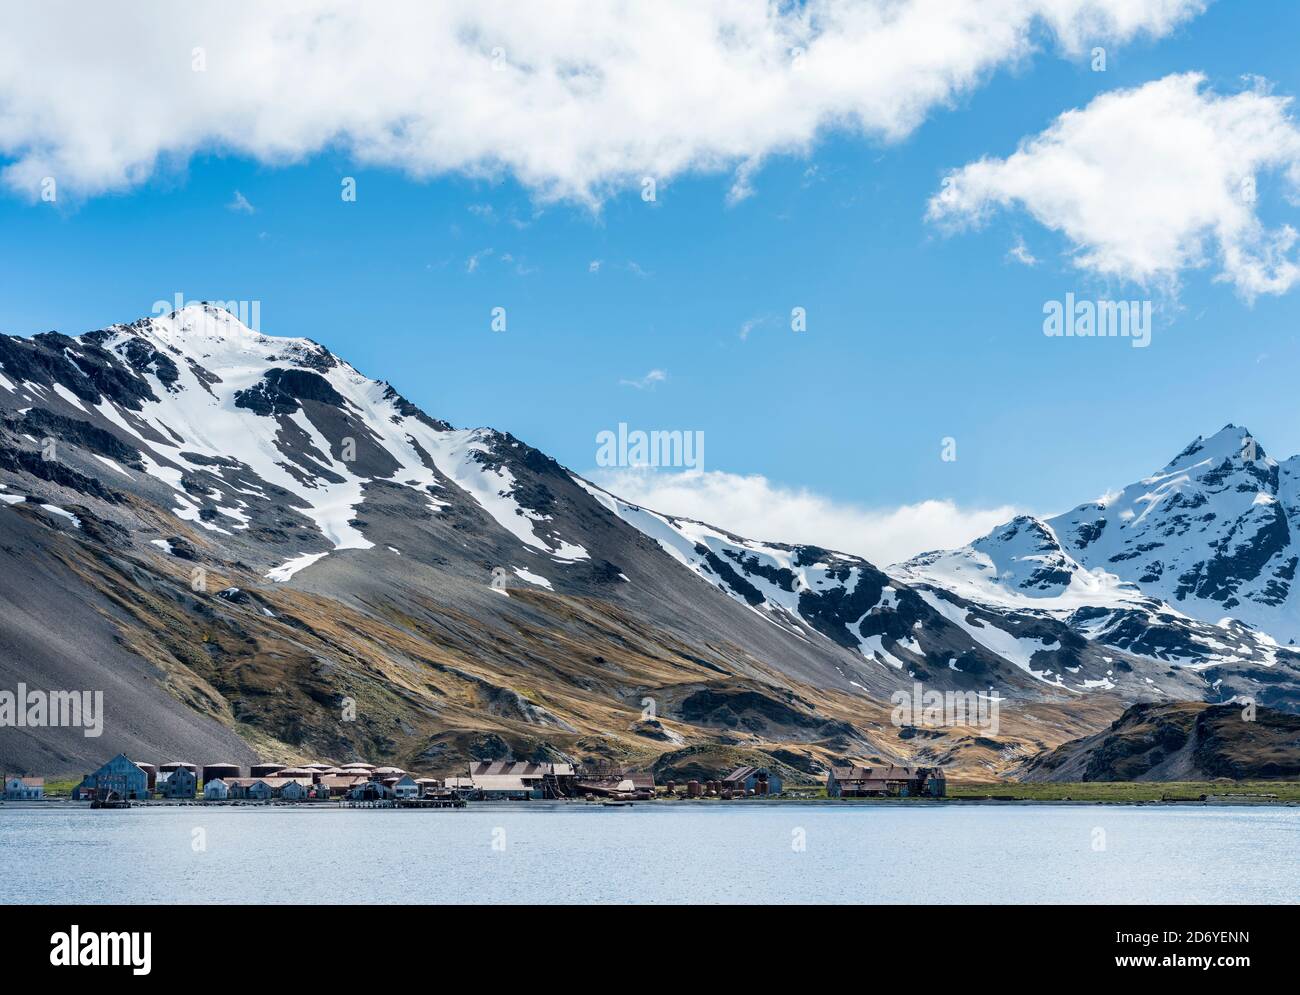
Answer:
948;780;1300;802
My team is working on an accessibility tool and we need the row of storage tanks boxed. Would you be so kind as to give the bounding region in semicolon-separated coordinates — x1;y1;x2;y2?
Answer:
132;761;397;789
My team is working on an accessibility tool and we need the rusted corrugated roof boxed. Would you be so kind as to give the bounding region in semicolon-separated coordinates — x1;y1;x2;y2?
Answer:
832;765;928;782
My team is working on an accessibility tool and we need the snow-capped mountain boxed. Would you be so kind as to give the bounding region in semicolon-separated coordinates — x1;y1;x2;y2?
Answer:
1;305;1296;776
577;480;1140;695
894;425;1300;710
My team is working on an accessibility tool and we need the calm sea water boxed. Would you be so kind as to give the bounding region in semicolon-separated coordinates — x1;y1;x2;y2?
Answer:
2;803;1297;904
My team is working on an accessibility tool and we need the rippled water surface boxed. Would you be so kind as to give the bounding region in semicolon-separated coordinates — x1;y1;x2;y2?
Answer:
2;803;1296;903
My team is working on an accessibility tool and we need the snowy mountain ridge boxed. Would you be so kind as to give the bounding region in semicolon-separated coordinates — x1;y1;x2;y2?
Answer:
1;302;1298;782
895;424;1300;639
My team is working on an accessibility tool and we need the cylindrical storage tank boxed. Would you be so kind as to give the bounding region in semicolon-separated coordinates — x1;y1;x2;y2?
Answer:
135;762;158;790
687;780;701;798
203;763;241;784
251;763;286;779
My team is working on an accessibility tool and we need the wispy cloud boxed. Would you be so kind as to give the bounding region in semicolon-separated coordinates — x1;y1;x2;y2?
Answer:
1007;237;1038;267
738;314;777;341
619;368;667;390
227;190;255;214
727;157;762;205
588;259;602;274
465;247;493;273
500;252;536;275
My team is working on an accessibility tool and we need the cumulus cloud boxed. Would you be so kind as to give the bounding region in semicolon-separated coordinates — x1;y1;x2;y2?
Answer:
589;467;1020;565
929;73;1300;298
0;0;1204;202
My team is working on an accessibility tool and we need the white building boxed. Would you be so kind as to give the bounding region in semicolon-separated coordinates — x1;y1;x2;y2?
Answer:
392;775;419;800
203;779;230;800
3;776;44;800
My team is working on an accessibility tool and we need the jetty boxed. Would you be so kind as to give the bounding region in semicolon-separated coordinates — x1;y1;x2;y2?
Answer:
345;797;465;809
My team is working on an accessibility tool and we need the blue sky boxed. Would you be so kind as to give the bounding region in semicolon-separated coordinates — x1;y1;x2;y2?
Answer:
2;1;1299;562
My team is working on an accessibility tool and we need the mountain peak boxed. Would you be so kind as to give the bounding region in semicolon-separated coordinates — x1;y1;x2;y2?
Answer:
104;304;338;376
1165;423;1261;471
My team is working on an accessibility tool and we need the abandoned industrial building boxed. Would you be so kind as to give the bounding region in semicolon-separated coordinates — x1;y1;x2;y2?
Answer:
71;753;152;801
826;765;946;798
722;765;783;795
2;775;44;800
55;752;954;806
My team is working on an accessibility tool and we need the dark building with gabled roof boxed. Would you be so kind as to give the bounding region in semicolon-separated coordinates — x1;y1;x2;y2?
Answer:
827;765;945;798
722;765;782;795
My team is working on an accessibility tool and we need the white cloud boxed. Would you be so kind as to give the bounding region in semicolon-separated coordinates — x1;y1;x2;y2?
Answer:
465;247;493;273
1007;236;1038;266
0;1;1204;203
589;467;1020;565
619;369;668;390
929;73;1300;298
227;189;255;214
588;260;602;274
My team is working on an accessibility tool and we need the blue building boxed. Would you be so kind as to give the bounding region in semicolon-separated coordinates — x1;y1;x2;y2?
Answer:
74;754;151;800
722;765;782;795
158;766;197;799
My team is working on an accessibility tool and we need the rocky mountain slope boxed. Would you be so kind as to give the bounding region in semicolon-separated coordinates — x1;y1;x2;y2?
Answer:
1022;701;1300;781
0;305;1294;778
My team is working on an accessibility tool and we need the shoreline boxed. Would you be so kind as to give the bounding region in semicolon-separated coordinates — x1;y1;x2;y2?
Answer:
3;796;1296;810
